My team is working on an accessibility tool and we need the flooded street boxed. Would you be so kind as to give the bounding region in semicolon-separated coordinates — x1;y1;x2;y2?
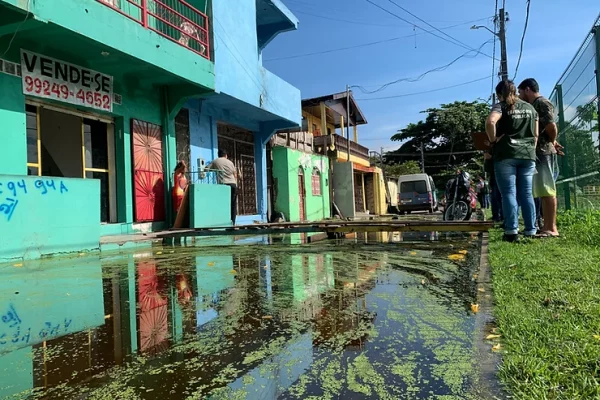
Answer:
0;233;488;400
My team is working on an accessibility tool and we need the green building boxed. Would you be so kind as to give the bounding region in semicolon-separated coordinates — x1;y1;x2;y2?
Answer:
0;0;214;260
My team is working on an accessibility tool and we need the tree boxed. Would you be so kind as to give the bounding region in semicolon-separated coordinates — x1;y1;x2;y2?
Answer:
383;161;422;178
386;101;489;186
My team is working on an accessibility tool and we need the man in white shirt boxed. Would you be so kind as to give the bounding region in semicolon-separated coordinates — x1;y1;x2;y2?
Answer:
207;149;238;224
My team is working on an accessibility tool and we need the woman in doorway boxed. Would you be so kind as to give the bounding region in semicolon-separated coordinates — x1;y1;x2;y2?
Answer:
172;161;188;213
485;80;539;242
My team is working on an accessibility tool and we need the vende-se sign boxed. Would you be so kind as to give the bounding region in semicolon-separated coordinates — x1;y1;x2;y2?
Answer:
20;50;113;112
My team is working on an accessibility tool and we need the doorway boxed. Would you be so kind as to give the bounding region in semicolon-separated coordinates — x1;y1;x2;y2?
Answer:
298;168;306;221
217;123;257;216
26;103;116;223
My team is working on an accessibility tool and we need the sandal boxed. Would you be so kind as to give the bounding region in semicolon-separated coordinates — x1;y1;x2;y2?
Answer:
539;231;560;238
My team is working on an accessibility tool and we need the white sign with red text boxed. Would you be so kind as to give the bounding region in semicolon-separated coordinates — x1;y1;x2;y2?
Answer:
20;50;113;112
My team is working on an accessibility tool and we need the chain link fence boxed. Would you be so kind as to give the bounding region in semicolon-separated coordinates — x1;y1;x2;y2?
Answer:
550;14;600;210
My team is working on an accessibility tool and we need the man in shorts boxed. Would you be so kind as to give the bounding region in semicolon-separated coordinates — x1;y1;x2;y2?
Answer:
518;78;561;237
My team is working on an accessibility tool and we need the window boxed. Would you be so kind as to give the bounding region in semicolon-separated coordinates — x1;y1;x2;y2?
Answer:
400;180;428;194
311;169;322;196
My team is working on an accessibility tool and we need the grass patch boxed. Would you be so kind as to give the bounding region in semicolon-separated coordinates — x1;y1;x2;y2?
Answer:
489;210;600;399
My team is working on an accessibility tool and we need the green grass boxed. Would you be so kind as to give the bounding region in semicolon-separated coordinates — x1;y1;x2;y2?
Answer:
489;210;600;399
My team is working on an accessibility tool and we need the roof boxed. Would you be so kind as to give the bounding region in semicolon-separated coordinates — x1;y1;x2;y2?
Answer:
301;91;368;128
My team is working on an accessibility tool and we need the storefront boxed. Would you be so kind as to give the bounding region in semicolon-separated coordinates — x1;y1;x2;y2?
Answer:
0;46;212;260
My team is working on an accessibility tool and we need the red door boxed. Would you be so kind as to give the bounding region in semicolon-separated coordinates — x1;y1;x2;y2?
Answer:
298;168;306;221
132;119;165;222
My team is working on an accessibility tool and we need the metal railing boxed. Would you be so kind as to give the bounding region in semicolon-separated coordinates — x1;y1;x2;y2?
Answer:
549;14;600;210
96;0;210;59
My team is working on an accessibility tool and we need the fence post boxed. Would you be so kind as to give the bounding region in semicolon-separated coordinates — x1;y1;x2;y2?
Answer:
556;84;571;210
141;0;148;27
594;26;600;143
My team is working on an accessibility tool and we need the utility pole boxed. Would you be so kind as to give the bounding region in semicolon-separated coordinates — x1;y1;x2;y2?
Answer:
346;85;351;162
420;142;425;173
498;8;509;81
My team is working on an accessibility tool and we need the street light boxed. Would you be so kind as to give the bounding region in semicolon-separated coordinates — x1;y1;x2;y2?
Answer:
470;25;497;37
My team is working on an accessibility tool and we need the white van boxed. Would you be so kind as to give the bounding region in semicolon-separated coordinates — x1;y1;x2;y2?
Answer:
397;174;438;214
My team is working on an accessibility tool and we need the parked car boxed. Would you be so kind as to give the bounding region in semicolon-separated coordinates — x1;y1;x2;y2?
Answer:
397;174;438;214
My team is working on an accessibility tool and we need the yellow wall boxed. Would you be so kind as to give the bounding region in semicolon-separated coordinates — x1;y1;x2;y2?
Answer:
373;168;387;215
302;111;335;136
336;152;370;167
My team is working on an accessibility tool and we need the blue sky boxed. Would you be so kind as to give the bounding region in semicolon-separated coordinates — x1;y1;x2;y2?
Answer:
263;0;599;152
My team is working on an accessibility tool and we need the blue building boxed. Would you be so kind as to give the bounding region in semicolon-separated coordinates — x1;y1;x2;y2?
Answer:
179;0;301;225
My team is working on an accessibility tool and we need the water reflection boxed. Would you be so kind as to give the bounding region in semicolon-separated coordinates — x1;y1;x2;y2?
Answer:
0;236;483;399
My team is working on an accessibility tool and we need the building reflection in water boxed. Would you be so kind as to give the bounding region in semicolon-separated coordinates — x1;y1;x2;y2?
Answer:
0;242;387;399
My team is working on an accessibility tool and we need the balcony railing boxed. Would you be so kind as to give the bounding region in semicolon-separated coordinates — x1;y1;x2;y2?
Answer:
97;0;210;59
314;134;370;160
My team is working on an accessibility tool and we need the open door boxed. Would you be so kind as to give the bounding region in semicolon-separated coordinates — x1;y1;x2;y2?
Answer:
298;168;306;221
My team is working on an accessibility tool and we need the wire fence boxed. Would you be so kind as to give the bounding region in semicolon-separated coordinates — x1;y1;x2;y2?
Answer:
550;14;600;211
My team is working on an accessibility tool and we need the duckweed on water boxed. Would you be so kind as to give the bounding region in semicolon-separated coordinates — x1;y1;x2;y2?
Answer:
3;236;487;399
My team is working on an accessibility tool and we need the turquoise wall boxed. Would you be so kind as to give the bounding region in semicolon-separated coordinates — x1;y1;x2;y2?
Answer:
0;176;100;261
0;47;176;242
2;0;214;90
0;74;26;175
189;183;232;227
211;0;300;125
0;347;32;398
272;147;330;222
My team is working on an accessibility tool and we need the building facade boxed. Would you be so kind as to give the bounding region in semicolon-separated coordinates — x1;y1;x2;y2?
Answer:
269;132;331;222
176;0;301;227
0;0;301;260
302;92;387;219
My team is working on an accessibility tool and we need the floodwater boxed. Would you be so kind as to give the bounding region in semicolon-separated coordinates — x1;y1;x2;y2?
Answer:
0;232;489;400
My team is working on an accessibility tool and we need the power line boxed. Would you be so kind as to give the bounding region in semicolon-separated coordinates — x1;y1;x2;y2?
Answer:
290;10;409;27
355;76;491;101
512;0;531;80
264;18;491;62
385;0;493;60
352;39;493;94
365;0;495;60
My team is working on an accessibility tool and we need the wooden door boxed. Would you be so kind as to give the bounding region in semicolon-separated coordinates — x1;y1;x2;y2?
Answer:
298;168;306;221
354;173;365;213
132;119;165;222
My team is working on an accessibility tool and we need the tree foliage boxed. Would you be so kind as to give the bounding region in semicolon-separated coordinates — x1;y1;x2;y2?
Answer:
385;101;489;185
561;102;600;187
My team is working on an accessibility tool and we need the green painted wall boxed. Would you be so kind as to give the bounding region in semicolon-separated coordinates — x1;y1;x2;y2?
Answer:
190;184;232;228
0;347;33;398
0;175;100;261
0;74;26;175
0;46;176;240
272;147;330;222
0;256;104;351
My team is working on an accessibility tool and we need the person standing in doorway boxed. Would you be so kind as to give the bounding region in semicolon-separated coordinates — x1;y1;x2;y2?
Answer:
486;80;538;242
172;161;188;213
518;78;561;237
207;149;238;225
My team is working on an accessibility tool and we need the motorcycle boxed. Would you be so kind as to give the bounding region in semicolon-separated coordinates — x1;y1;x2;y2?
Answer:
443;170;477;221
